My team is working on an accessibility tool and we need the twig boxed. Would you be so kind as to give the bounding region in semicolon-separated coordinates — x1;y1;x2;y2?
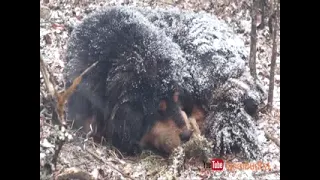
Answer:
42;54;60;98
52;126;67;168
40;87;47;100
41;53;64;125
111;146;124;159
40;54;55;97
80;61;99;77
264;130;280;147
41;52;100;126
52;139;65;168
85;149;134;180
55;60;100;125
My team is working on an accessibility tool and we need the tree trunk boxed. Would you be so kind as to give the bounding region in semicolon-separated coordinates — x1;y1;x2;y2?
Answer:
267;0;279;112
257;0;266;29
249;0;258;80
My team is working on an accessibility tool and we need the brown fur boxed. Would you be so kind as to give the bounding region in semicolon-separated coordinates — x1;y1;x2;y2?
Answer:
161;91;192;131
180;109;191;130
189;105;206;135
139;93;194;155
139;116;192;155
173;89;206;135
79;89;201;156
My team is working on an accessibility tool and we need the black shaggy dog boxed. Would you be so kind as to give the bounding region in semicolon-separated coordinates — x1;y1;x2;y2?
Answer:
64;6;266;160
64;6;193;155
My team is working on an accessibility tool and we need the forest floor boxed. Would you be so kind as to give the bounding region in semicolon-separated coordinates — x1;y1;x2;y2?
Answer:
40;0;280;179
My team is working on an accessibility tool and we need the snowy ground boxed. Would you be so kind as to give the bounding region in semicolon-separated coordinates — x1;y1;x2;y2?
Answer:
40;0;280;179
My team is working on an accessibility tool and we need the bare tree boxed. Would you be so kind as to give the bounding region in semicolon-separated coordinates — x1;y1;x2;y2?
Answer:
267;0;279;112
249;0;258;80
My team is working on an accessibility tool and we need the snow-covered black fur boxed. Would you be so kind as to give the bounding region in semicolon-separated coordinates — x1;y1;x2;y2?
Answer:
64;6;267;159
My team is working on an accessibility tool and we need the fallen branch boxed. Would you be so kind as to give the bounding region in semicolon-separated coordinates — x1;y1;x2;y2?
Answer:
40;54;66;125
40;53;100;177
40;53;99;126
55;60;99;126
